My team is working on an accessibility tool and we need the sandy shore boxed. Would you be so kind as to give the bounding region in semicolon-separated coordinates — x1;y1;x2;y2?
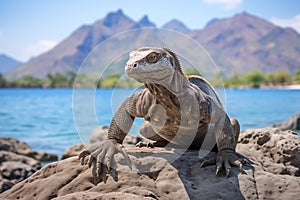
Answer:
261;84;300;90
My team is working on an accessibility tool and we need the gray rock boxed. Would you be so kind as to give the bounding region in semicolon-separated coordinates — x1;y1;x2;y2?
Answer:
61;144;85;160
1;161;35;181
0;151;41;169
272;113;300;131
237;128;300;176
0;137;58;162
0;138;58;193
0;178;14;193
90;126;109;143
1;128;300;199
0;151;41;193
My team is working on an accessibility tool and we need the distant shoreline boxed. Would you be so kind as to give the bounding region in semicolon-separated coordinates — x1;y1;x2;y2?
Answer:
261;84;300;90
1;84;300;90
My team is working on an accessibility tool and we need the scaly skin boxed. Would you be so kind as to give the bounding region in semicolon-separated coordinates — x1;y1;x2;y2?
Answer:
79;47;245;183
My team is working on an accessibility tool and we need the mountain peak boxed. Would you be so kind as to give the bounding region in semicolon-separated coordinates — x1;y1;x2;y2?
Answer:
103;9;126;28
132;15;156;28
162;19;190;33
139;15;150;24
205;18;219;28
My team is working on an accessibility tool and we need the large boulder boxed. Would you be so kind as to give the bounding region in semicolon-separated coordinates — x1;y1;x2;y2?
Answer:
89;126;109;144
0;138;58;162
272;113;300;131
237;128;300;176
1;128;300;199
0;138;58;193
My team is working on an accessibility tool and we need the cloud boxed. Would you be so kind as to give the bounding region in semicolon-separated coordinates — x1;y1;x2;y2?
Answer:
22;40;58;61
203;0;243;9
271;14;300;33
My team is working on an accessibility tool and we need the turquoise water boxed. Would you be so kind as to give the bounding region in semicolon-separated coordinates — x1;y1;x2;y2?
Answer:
0;88;299;156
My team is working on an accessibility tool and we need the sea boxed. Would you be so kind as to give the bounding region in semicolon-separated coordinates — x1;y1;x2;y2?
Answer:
0;88;299;157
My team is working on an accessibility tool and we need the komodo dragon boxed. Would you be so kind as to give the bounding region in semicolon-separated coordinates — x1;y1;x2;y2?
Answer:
79;47;245;183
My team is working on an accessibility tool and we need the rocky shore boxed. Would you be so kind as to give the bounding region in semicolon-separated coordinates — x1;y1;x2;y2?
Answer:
0;138;58;193
1;114;300;200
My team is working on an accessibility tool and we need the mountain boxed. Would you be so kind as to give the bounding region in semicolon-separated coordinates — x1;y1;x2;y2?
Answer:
0;54;22;74
189;12;300;76
6;10;300;79
205;18;219;28
162;19;190;33
132;15;156;29
6;9;136;79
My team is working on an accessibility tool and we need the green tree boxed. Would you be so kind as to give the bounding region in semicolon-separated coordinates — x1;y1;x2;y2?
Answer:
184;68;202;76
265;73;275;86
0;74;7;87
45;74;55;88
244;71;265;88
99;74;120;88
65;70;76;87
294;69;300;84
45;73;70;88
272;70;292;85
15;76;43;88
224;74;244;88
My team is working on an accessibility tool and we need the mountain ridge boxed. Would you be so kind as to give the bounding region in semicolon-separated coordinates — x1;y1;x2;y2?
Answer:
0;54;22;74
5;10;300;79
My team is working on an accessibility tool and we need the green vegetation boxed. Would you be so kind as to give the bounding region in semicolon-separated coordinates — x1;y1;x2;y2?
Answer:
223;73;244;88
244;70;265;88
293;69;300;84
0;74;8;87
0;71;142;88
0;69;299;89
224;70;295;88
184;68;202;76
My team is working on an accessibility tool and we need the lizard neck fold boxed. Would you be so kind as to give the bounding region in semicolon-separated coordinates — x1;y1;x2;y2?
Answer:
168;70;190;95
145;70;189;96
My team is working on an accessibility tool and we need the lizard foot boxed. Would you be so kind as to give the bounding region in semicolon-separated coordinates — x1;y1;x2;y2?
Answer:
200;149;249;177
216;149;249;177
78;139;132;184
199;152;217;168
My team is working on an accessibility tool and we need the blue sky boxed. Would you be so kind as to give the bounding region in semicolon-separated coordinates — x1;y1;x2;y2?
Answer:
1;0;300;62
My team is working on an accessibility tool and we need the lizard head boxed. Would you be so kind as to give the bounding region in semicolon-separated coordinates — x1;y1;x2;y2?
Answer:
125;47;184;84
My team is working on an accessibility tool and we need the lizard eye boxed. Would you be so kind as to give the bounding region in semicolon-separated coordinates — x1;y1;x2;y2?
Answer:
146;52;158;63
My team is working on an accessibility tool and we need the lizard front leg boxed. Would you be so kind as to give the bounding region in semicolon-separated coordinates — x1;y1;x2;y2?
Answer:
79;97;135;184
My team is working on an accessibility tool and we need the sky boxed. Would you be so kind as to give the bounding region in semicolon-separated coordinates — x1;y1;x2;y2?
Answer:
0;0;300;62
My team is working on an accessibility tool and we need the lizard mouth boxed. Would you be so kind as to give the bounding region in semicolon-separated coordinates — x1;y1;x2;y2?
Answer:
125;66;171;75
126;67;172;83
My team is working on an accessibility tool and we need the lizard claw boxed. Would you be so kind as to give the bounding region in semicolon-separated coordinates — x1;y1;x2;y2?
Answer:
215;163;222;176
116;144;132;170
200;153;217;168
78;150;90;165
216;149;246;178
78;139;130;184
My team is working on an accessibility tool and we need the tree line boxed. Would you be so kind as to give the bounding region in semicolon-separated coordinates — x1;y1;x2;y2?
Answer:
0;72;76;88
223;69;300;88
0;71;141;88
0;69;299;89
